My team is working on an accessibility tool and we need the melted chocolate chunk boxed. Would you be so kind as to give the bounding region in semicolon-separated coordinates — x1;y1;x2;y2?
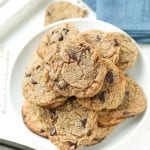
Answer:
55;80;67;90
50;127;56;136
25;72;31;77
45;42;48;46
68;142;77;150
105;71;113;83
69;51;82;64
81;118;87;127
31;79;38;84
49;110;58;120
47;12;51;16
98;91;106;103
57;33;64;41
68;96;76;101
63;28;69;35
87;130;92;136
125;91;129;96
113;39;119;46
96;35;101;40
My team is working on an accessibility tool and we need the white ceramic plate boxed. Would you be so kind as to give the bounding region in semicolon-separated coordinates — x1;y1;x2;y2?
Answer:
9;18;150;150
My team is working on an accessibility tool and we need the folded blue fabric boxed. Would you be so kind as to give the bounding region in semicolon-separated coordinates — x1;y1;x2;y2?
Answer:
84;0;96;11
84;0;150;43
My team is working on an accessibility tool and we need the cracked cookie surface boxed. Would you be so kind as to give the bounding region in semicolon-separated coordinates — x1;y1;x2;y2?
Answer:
106;32;138;70
82;30;138;70
77;59;126;111
37;23;80;62
46;35;107;98
48;98;98;150
97;76;147;127
82;30;120;64
44;1;88;26
22;52;67;108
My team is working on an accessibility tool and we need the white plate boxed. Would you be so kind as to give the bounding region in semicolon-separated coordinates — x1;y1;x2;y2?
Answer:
9;18;150;150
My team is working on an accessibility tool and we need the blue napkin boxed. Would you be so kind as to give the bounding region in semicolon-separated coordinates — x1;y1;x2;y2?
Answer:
84;0;150;43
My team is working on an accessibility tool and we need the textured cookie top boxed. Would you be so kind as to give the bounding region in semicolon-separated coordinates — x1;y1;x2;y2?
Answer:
46;35;107;98
37;23;80;62
48;98;98;149
77;59;126;111
82;30;139;70
106;32;138;70
22;52;67;108
22;101;53;137
97;76;147;127
44;1;88;26
82;30;120;64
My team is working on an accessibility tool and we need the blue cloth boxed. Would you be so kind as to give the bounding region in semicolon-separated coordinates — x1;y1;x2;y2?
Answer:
84;0;96;11
84;0;150;43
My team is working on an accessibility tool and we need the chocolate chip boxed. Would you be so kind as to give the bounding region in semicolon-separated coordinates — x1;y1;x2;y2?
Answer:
25;72;31;77
55;80;67;90
63;28;69;35
45;42;48;46
98;91;106;103
57;33;64;41
69;51;82;64
87;130;91;136
81;118;87;127
68;142;77;150
113;39;119;46
49;110;58;120
105;71;113;83
47;12;51;16
69;51;77;60
125;91;129;96
50;127;56;136
31;79;38;84
68;96;76;101
96;35;101;40
40;129;45;133
36;65;40;70
123;111;130;116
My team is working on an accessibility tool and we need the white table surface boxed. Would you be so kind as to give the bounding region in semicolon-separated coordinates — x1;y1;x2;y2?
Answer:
0;0;150;150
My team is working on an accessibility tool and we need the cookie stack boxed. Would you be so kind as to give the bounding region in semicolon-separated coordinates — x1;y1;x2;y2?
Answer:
22;23;147;150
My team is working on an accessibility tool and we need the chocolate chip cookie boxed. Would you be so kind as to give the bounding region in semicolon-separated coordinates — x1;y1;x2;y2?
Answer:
106;32;139;70
44;1;88;26
48;98;98;150
82;30;138;70
47;35;107;98
37;23;80;62
97;76;147;127
22;52;67;108
77;59;126;111
22;101;54;137
82;30;120;64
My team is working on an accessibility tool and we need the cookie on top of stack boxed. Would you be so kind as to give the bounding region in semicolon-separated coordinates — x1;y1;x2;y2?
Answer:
22;23;147;150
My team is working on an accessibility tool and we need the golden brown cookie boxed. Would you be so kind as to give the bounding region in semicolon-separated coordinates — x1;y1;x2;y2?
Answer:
37;23;80;62
44;1;88;26
97;76;147;127
48;98;98;150
22;101;54;137
77;59;126;111
82;30;120;64
22;52;67;108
